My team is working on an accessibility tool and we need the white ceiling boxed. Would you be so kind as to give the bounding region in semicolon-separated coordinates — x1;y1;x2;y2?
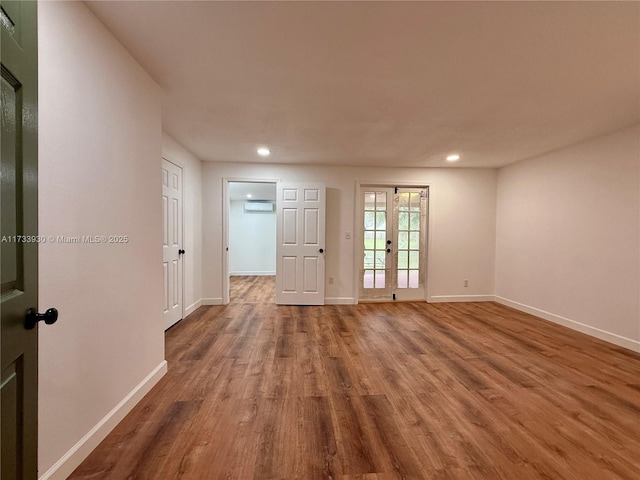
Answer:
87;1;639;168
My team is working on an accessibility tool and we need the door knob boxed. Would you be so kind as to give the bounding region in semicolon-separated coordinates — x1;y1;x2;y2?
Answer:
24;308;58;330
319;248;324;253
178;249;185;255
386;248;391;253
386;240;392;245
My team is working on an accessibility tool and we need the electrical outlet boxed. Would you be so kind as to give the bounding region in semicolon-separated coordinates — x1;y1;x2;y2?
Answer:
464;279;469;287
329;277;334;285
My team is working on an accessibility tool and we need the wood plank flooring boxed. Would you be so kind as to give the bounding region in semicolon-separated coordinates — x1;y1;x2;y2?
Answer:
70;276;640;479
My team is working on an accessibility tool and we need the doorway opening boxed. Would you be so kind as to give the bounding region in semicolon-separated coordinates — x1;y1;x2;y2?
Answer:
224;181;277;303
357;185;430;302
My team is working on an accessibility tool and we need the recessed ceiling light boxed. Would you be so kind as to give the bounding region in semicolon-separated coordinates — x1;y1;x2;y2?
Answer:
246;194;252;198
257;147;270;157
446;154;460;162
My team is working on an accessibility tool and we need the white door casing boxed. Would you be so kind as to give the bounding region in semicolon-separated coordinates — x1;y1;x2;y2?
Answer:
162;159;183;328
276;182;326;305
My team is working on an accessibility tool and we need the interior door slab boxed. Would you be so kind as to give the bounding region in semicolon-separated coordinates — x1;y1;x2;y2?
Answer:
276;182;326;305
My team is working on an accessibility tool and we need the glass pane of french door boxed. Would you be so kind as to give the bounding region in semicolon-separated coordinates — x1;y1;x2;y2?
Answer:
396;190;421;289
362;189;391;296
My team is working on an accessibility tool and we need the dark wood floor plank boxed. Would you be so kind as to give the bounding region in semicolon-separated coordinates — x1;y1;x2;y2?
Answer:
296;396;341;479
253;395;298;479
361;394;426;478
69;276;640;480
329;393;380;475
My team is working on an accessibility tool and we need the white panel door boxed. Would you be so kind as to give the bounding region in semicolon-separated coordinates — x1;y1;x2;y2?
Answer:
276;182;326;305
162;159;183;329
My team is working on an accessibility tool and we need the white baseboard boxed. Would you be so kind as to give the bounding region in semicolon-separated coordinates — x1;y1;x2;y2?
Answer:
203;297;224;305
184;299;203;317
494;296;640;353
428;294;495;303
325;297;356;305
357;298;397;303
229;272;275;276
39;361;168;480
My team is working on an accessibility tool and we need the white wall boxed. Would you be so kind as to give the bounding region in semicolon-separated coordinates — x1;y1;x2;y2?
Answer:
495;125;640;351
203;164;497;304
229;200;276;275
162;133;203;316
38;2;166;478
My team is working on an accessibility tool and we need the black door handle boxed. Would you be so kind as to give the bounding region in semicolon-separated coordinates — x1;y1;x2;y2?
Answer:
386;248;391;253
319;248;324;253
25;308;58;330
178;249;185;255
386;240;392;245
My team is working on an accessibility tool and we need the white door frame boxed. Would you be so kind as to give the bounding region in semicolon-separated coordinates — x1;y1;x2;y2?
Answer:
222;177;280;304
162;157;185;328
354;181;434;304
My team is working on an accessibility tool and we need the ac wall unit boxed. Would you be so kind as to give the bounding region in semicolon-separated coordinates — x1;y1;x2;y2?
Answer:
244;201;275;213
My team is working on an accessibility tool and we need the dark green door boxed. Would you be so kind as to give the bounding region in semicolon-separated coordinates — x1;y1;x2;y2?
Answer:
1;1;39;478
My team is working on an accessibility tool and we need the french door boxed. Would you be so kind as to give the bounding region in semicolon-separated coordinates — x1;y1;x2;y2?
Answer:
360;187;428;301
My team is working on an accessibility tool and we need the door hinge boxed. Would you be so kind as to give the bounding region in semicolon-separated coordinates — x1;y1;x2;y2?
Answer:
394;187;399;194
392;293;396;300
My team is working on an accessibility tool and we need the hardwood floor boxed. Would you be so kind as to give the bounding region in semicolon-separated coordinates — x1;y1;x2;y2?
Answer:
70;276;640;479
230;275;275;304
